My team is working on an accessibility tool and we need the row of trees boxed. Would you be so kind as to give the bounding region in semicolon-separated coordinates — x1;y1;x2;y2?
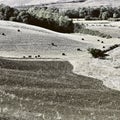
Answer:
0;4;74;33
63;6;120;20
28;7;73;33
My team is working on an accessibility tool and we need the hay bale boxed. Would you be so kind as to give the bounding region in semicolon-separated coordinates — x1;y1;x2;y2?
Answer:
2;33;5;36
62;53;66;56
18;29;20;32
77;48;81;51
82;38;84;40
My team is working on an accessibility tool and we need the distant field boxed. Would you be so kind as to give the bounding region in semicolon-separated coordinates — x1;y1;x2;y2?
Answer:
0;58;120;120
46;0;120;9
73;19;120;38
16;0;120;10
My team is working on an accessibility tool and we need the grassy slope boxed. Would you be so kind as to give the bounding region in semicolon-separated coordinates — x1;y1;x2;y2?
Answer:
0;59;120;120
0;21;91;58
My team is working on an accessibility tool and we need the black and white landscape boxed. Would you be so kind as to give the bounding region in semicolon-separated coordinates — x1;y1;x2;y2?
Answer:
0;0;120;120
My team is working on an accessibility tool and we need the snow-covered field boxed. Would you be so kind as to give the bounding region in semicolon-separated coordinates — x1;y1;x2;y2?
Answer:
1;20;120;91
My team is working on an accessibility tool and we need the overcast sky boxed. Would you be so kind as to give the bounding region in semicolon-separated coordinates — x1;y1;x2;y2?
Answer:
0;0;59;6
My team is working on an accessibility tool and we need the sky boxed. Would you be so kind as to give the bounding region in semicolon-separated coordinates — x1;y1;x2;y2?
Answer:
0;0;59;6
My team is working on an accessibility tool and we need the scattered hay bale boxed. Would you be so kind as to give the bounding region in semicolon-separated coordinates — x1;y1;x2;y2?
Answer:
82;38;84;40
38;55;40;57
101;41;104;43
35;56;37;58
62;53;66;56
103;46;105;48
77;48;81;51
51;43;55;46
18;29;20;32
2;33;5;36
28;55;32;58
97;39;100;42
51;42;57;47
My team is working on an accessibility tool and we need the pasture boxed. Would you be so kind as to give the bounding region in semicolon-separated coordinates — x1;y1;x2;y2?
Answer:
0;59;120;120
0;20;120;119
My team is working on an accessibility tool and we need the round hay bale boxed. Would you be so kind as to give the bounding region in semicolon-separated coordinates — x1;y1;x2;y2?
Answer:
97;39;100;42
38;55;40;57
77;48;81;51
18;29;20;32
82;38;84;40
62;53;66;56
2;33;5;36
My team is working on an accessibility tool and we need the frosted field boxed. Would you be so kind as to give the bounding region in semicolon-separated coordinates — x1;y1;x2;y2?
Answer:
1;20;120;91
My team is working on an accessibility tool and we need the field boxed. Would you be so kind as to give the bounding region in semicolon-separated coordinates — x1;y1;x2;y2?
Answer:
73;19;120;38
1;58;120;120
16;0;120;10
43;0;120;10
1;20;120;119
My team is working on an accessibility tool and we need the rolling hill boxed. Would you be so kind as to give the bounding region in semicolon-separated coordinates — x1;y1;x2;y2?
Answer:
0;0;119;9
0;20;96;58
0;17;120;120
45;0;120;10
14;0;120;11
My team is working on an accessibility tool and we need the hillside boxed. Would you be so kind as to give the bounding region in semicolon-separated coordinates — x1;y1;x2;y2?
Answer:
0;20;90;58
1;17;120;120
16;0;120;10
1;58;120;120
1;20;120;91
45;0;120;10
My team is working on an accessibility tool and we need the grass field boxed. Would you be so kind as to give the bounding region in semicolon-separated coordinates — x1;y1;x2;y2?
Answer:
0;20;120;119
0;21;91;58
16;0;120;10
0;58;120;120
73;19;120;38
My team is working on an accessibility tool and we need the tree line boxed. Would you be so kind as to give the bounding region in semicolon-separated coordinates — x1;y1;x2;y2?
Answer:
0;4;73;33
63;6;120;20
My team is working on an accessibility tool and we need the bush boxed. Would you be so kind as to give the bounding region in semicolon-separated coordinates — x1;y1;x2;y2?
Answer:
85;16;100;20
74;23;85;32
88;48;108;58
27;7;74;33
9;16;17;21
106;35;112;39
